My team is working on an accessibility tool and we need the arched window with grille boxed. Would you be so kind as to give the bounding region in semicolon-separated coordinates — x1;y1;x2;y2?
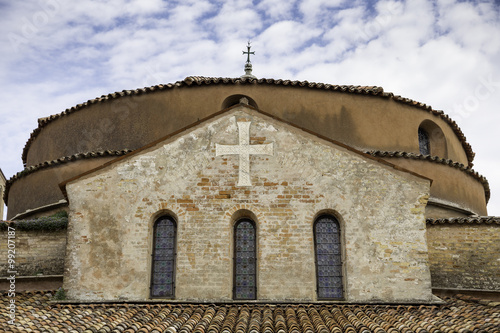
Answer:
418;121;447;158
150;215;177;298
314;214;343;300
418;127;431;155
233;218;257;300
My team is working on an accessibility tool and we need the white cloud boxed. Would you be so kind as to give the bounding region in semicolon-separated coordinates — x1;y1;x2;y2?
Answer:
206;1;262;40
257;20;323;56
437;1;500;55
126;0;166;14
299;0;347;24
0;0;499;216
256;0;298;21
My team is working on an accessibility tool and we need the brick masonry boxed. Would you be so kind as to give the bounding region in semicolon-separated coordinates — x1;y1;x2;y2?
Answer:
427;223;500;291
0;229;66;277
64;107;433;302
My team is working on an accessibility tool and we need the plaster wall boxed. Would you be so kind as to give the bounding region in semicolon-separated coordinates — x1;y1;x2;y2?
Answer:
12;84;485;220
27;84;468;166
425;204;471;219
381;158;487;216
6;157;117;220
64;107;432;303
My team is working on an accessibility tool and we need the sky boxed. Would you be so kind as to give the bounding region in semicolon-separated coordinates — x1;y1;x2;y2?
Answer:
0;0;499;219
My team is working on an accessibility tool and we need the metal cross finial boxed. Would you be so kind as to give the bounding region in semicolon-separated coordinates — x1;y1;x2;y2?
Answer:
241;41;257;79
243;41;255;63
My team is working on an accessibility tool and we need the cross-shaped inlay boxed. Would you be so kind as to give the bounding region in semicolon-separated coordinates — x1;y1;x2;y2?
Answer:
216;121;274;186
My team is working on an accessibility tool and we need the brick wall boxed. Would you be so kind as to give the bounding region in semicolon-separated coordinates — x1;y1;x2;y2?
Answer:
0;229;67;277
427;223;500;291
64;107;433;302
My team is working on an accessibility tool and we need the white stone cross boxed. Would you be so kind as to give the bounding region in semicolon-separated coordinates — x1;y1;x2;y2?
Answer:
216;121;274;186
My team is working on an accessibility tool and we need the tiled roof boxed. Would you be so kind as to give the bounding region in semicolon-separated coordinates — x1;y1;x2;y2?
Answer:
21;76;474;166
366;151;490;202
3;150;132;205
427;216;500;225
1;291;499;333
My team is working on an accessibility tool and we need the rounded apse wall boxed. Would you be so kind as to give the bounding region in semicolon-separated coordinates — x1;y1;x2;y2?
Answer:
7;78;487;219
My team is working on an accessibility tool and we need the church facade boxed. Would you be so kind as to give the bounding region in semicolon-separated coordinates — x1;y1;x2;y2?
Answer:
1;76;498;302
62;106;433;302
4;77;488;221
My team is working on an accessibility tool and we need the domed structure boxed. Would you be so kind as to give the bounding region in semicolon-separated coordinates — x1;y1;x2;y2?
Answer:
4;76;489;220
2;76;498;303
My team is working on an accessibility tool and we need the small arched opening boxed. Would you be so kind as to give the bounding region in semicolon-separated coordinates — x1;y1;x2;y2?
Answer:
221;94;258;110
418;120;447;158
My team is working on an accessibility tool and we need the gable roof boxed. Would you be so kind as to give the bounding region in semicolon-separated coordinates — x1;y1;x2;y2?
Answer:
22;76;475;166
58;104;432;199
2;291;499;332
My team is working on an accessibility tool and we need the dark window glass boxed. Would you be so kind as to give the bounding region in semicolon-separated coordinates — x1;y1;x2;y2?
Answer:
150;216;176;298
314;215;343;299
418;128;430;155
234;219;256;300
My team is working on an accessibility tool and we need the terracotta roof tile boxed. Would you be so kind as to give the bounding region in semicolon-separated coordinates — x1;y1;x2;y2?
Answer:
3;149;132;205
21;76;474;167
427;216;500;225
366;151;490;202
1;291;499;332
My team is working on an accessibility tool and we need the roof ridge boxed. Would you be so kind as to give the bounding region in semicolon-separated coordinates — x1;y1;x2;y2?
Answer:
3;149;133;205
21;76;473;166
366;150;489;202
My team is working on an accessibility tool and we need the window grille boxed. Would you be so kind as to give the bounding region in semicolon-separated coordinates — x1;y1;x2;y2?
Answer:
314;215;343;299
418;128;430;155
234;219;257;300
151;216;176;298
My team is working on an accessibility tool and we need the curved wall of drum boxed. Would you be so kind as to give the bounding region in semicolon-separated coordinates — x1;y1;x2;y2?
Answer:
6;78;487;219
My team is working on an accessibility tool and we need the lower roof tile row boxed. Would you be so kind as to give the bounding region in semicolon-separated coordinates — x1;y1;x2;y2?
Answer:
1;291;499;333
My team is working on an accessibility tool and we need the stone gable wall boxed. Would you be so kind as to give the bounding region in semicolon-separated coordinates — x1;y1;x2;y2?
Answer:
427;224;500;291
64;108;432;302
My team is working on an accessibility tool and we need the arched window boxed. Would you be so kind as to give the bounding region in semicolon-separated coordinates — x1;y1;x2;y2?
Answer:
418;127;430;155
314;215;343;300
418;121;447;158
150;216;176;298
234;218;257;300
221;94;258;110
